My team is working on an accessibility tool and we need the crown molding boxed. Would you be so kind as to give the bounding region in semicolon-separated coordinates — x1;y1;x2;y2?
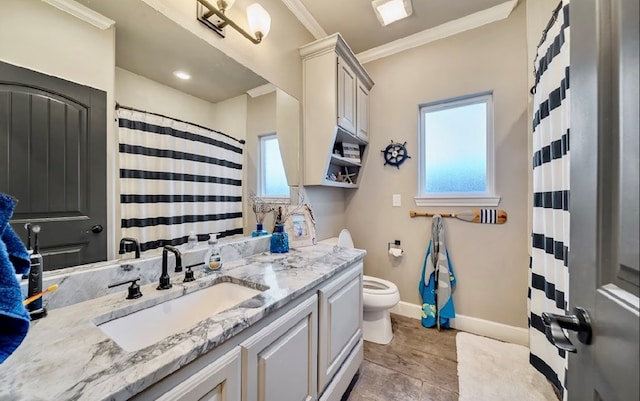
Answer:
41;0;115;29
299;33;374;89
246;83;277;98
357;0;518;64
280;0;327;39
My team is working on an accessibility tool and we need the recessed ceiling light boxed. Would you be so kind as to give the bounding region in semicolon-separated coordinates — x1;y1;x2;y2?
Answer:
372;0;413;26
173;71;191;80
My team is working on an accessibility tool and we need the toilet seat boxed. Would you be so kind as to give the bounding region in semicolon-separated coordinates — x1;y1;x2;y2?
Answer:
363;275;398;295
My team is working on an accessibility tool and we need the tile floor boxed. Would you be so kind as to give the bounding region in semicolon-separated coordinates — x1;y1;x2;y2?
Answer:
346;314;459;401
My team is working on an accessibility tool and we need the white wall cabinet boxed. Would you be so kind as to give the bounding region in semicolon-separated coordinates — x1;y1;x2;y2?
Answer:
337;57;357;135
355;82;369;143
317;262;363;394
300;33;374;188
241;295;318;401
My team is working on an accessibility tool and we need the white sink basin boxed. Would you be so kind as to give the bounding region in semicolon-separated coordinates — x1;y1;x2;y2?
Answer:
96;281;264;352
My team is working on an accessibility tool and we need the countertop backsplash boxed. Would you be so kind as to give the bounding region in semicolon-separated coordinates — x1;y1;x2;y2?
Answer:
19;236;271;311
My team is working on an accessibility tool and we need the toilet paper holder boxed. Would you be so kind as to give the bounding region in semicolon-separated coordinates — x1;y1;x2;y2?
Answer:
388;240;403;257
388;240;401;250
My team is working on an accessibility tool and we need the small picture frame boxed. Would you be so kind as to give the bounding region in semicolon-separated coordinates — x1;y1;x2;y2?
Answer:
283;205;316;248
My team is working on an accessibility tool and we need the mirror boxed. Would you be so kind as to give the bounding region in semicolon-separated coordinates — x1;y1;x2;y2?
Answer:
1;0;300;271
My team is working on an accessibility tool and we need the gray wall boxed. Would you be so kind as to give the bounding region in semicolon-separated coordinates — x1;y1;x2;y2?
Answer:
0;0;117;256
345;2;530;328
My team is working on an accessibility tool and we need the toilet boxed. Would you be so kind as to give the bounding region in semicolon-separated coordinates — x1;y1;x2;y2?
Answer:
338;229;400;345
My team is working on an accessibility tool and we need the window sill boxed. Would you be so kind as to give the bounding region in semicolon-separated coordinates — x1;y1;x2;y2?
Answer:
261;197;290;205
414;196;501;207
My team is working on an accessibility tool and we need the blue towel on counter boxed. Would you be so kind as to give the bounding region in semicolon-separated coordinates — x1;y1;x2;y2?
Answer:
418;215;456;329
0;193;30;364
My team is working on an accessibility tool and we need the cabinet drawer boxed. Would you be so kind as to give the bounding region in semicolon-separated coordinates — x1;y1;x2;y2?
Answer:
318;262;363;392
241;295;318;401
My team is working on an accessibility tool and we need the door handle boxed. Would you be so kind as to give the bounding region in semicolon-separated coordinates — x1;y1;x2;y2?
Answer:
88;224;103;234
542;307;592;353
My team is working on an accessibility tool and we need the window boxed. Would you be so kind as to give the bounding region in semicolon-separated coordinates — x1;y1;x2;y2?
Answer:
416;92;499;206
259;134;289;198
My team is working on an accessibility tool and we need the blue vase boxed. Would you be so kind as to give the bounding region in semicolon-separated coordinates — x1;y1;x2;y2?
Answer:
270;224;289;253
251;223;269;237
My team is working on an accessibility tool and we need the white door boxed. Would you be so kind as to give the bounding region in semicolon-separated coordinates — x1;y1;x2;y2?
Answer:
560;0;639;400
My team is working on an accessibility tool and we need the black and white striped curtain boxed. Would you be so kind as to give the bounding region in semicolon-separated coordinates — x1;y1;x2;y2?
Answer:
117;107;244;252
529;0;570;399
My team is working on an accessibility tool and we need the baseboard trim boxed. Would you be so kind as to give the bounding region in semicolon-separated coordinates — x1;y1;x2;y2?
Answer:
391;301;529;346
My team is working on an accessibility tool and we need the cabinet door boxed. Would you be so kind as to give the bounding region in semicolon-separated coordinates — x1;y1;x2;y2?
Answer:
242;295;318;401
356;81;369;143
156;347;241;401
337;57;357;135
317;263;363;393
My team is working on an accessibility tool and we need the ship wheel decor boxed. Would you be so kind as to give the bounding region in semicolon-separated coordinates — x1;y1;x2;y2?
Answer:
381;140;411;169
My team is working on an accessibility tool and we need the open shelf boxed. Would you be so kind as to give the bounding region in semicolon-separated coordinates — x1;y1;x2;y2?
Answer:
330;154;361;167
321;180;358;188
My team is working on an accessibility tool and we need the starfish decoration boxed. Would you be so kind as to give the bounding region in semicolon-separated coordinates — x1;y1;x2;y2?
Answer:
343;167;357;184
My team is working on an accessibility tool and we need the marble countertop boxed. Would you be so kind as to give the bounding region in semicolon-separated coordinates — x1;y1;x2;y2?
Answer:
0;243;365;401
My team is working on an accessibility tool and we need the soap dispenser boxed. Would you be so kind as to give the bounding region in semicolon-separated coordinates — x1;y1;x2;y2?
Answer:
206;233;222;271
187;231;198;249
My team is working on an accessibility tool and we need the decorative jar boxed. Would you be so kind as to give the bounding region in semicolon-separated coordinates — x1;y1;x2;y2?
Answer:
251;223;269;237
270;224;289;253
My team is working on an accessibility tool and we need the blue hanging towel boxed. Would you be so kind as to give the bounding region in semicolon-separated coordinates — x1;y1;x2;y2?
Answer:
418;215;456;329
0;193;31;364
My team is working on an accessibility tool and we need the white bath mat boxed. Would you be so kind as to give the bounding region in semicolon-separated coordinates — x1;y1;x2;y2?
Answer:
456;332;558;401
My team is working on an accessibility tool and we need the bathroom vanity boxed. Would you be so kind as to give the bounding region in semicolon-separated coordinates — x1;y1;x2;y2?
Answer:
0;242;365;401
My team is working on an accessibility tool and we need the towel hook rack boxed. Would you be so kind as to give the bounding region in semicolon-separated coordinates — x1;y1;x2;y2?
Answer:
409;209;507;224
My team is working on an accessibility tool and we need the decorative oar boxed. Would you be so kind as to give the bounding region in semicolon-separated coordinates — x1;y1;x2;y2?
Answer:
410;209;507;224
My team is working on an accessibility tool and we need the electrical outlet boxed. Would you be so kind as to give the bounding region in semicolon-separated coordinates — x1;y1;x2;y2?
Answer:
392;194;401;207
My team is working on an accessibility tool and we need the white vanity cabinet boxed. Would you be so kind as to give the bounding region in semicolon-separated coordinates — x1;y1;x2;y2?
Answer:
300;33;374;188
317;262;363;394
138;347;242;401
241;295;318;401
128;259;364;401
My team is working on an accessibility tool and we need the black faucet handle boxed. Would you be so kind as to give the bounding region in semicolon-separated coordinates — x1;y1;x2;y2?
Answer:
184;268;195;282
183;262;202;282
108;277;143;300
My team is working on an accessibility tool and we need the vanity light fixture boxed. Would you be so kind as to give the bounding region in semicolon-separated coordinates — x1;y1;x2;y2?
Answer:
197;0;271;44
173;71;192;80
372;0;413;26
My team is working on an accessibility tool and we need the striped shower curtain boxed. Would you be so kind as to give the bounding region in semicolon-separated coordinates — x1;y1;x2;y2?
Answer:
528;0;570;399
117;107;244;252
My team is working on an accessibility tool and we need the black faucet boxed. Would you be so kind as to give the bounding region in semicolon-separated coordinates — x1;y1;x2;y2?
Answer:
158;245;182;290
119;237;141;259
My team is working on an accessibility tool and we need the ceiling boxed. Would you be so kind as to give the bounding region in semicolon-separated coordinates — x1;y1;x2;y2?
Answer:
77;0;268;104
298;0;510;54
73;0;511;104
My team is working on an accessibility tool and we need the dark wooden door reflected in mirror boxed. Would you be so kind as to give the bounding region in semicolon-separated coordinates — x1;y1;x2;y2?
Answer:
0;61;107;271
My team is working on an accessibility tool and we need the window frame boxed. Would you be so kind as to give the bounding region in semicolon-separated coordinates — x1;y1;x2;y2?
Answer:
415;91;500;207
258;133;290;202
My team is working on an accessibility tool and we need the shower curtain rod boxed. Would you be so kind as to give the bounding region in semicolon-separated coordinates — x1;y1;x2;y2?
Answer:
115;102;246;145
530;1;564;95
